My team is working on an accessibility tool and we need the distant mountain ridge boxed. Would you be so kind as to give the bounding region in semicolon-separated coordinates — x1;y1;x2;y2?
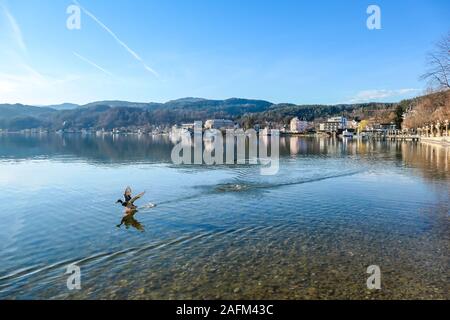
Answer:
0;103;55;118
77;97;273;111
0;98;273;130
42;103;80;111
0;96;406;131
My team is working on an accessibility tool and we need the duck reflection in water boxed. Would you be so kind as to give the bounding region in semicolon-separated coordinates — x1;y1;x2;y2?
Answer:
116;209;145;232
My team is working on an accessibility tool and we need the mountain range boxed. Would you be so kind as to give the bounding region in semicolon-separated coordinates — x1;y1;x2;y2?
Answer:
0;97;401;131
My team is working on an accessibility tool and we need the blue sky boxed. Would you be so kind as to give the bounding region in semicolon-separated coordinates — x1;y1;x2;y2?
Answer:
0;0;448;105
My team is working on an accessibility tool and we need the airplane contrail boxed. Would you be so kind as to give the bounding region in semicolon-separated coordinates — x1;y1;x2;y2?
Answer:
73;0;159;78
1;4;27;53
73;52;114;77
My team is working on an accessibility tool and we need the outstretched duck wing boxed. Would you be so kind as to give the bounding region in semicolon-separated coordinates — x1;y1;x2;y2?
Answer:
129;192;145;205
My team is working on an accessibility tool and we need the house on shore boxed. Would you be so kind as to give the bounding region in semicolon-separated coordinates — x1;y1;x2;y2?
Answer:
290;117;309;133
204;119;236;130
319;116;348;133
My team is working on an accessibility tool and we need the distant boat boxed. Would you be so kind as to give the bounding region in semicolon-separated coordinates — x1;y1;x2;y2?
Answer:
341;130;353;138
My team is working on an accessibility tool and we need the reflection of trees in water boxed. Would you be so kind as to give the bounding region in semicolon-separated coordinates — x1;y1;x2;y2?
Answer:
0;134;174;164
284;137;449;182
1;135;449;182
401;143;449;182
281;136;396;157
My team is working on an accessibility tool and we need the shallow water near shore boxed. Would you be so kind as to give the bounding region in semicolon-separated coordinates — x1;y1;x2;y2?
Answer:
0;134;448;299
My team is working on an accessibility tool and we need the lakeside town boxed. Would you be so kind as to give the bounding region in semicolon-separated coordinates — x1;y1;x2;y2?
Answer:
3;114;449;145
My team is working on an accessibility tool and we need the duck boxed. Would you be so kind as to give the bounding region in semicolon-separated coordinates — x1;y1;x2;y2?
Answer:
116;186;145;213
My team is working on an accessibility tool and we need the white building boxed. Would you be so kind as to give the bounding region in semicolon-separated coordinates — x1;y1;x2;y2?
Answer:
290;117;309;133
319;116;348;132
204;119;235;130
328;116;348;128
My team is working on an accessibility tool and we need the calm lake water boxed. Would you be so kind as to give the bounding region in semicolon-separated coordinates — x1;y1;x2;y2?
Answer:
0;133;448;299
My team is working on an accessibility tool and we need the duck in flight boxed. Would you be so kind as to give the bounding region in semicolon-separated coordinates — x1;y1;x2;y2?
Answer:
116;186;145;213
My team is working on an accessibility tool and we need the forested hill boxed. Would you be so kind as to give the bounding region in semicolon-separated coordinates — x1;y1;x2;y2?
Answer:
0;97;401;131
0;98;272;130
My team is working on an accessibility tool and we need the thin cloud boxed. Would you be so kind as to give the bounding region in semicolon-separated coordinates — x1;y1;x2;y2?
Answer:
0;68;78;98
0;68;81;104
73;52;113;77
73;0;159;78
18;63;47;81
348;88;420;103
0;63;79;87
1;4;26;53
0;64;48;89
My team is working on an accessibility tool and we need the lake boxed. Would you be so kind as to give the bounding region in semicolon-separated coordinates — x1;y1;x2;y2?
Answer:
0;133;448;299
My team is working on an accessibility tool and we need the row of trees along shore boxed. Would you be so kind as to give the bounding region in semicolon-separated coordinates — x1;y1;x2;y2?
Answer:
402;32;449;131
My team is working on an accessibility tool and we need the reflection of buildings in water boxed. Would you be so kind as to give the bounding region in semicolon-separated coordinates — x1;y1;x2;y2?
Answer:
319;137;325;152
341;137;348;151
279;137;287;149
355;138;369;155
4;134;449;182
151;134;170;144
317;137;342;156
260;135;269;146
290;137;300;155
288;137;309;155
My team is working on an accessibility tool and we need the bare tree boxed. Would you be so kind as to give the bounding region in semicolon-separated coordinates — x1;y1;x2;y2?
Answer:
421;32;450;91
